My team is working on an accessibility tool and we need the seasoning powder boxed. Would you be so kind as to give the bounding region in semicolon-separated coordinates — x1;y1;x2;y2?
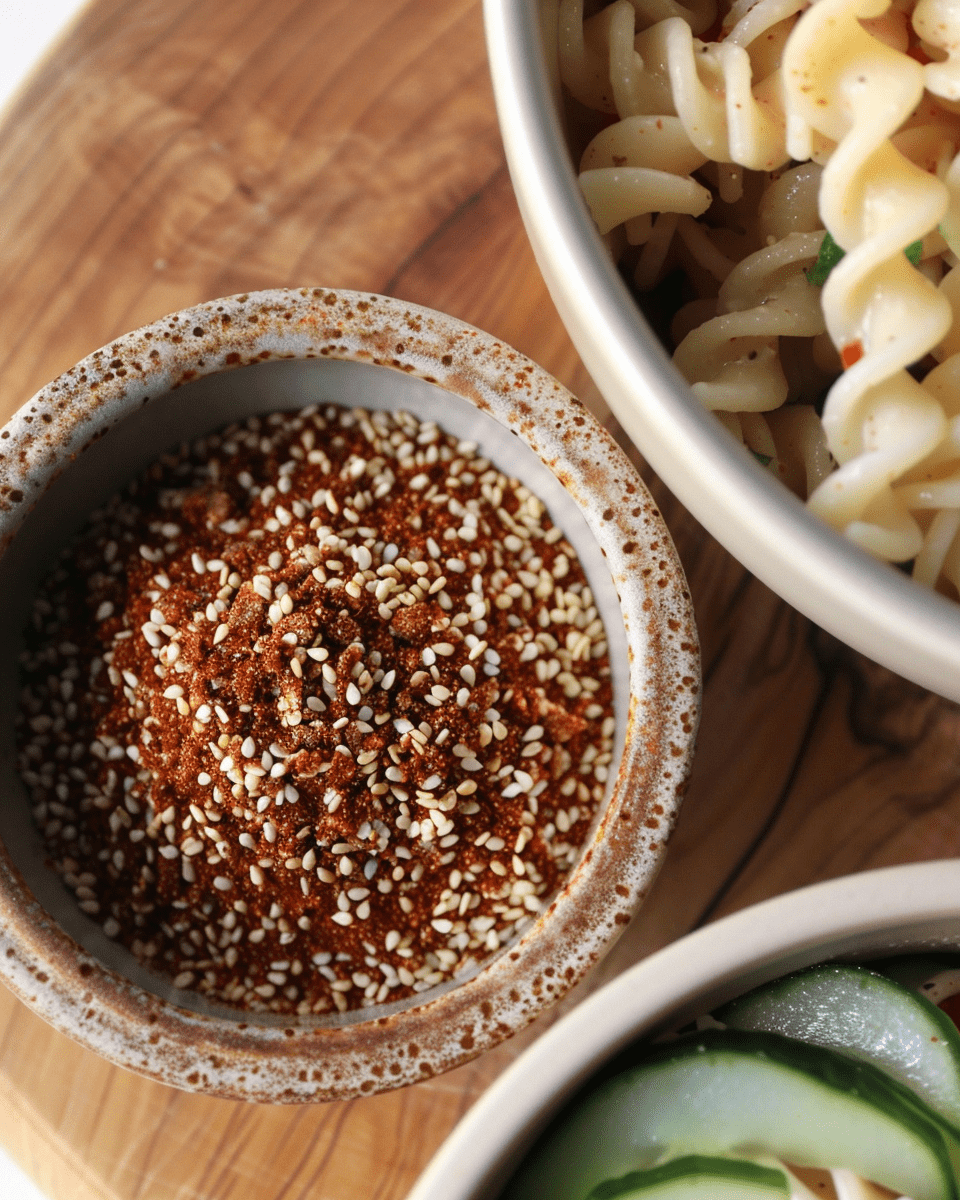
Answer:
17;405;614;1015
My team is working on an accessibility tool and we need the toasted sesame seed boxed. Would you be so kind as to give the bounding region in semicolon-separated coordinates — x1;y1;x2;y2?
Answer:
18;402;614;1017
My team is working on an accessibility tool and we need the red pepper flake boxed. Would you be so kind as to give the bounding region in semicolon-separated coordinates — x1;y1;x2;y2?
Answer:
841;341;864;369
16;404;615;1017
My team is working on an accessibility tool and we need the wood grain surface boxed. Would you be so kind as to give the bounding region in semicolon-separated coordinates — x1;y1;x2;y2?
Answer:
2;1;960;1197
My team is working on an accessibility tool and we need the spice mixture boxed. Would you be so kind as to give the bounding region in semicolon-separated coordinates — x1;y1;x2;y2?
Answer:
17;404;614;1016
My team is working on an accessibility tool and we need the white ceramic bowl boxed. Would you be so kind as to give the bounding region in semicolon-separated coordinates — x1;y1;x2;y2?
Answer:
409;859;960;1199
483;0;960;703
0;288;698;1100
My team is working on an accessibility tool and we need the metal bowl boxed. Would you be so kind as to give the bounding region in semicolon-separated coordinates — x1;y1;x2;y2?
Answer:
483;0;960;701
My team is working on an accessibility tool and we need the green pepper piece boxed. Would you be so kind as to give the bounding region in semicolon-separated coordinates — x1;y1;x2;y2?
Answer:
806;232;845;286
808;232;925;286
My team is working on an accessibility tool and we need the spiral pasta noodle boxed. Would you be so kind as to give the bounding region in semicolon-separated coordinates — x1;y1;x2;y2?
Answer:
555;0;960;596
914;0;960;101
673;230;827;411
783;0;953;560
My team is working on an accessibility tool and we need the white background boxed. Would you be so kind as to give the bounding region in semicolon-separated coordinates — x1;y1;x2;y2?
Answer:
1;7;102;1199
0;0;88;113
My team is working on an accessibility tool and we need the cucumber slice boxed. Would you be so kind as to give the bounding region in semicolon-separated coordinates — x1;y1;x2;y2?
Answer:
586;1156;790;1199
715;963;960;1130
501;1030;960;1200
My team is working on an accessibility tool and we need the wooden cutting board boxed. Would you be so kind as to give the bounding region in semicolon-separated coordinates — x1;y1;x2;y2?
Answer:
2;1;960;1196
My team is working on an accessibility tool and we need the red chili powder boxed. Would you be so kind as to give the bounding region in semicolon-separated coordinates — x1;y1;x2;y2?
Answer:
17;404;614;1016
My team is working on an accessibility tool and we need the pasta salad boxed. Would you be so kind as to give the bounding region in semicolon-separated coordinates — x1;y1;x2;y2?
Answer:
556;0;960;595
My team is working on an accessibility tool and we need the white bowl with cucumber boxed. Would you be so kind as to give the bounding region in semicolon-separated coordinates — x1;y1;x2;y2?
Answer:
408;860;960;1200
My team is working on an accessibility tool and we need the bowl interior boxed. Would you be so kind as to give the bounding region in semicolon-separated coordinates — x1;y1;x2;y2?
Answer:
0;355;631;1026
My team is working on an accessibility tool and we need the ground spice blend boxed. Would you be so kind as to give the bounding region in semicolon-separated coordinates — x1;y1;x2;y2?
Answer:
17;404;615;1016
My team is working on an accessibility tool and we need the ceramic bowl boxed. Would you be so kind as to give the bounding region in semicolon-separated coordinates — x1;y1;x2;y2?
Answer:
409;859;960;1198
0;287;698;1101
482;0;960;703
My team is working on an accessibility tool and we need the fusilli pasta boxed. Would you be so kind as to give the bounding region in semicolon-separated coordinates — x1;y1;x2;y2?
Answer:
556;0;960;595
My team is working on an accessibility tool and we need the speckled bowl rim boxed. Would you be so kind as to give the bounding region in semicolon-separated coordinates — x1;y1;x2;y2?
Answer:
483;0;960;703
409;859;960;1200
0;287;699;1102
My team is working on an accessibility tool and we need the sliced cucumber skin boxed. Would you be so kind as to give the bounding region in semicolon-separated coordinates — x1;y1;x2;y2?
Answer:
500;1030;960;1200
586;1155;789;1199
715;963;960;1132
